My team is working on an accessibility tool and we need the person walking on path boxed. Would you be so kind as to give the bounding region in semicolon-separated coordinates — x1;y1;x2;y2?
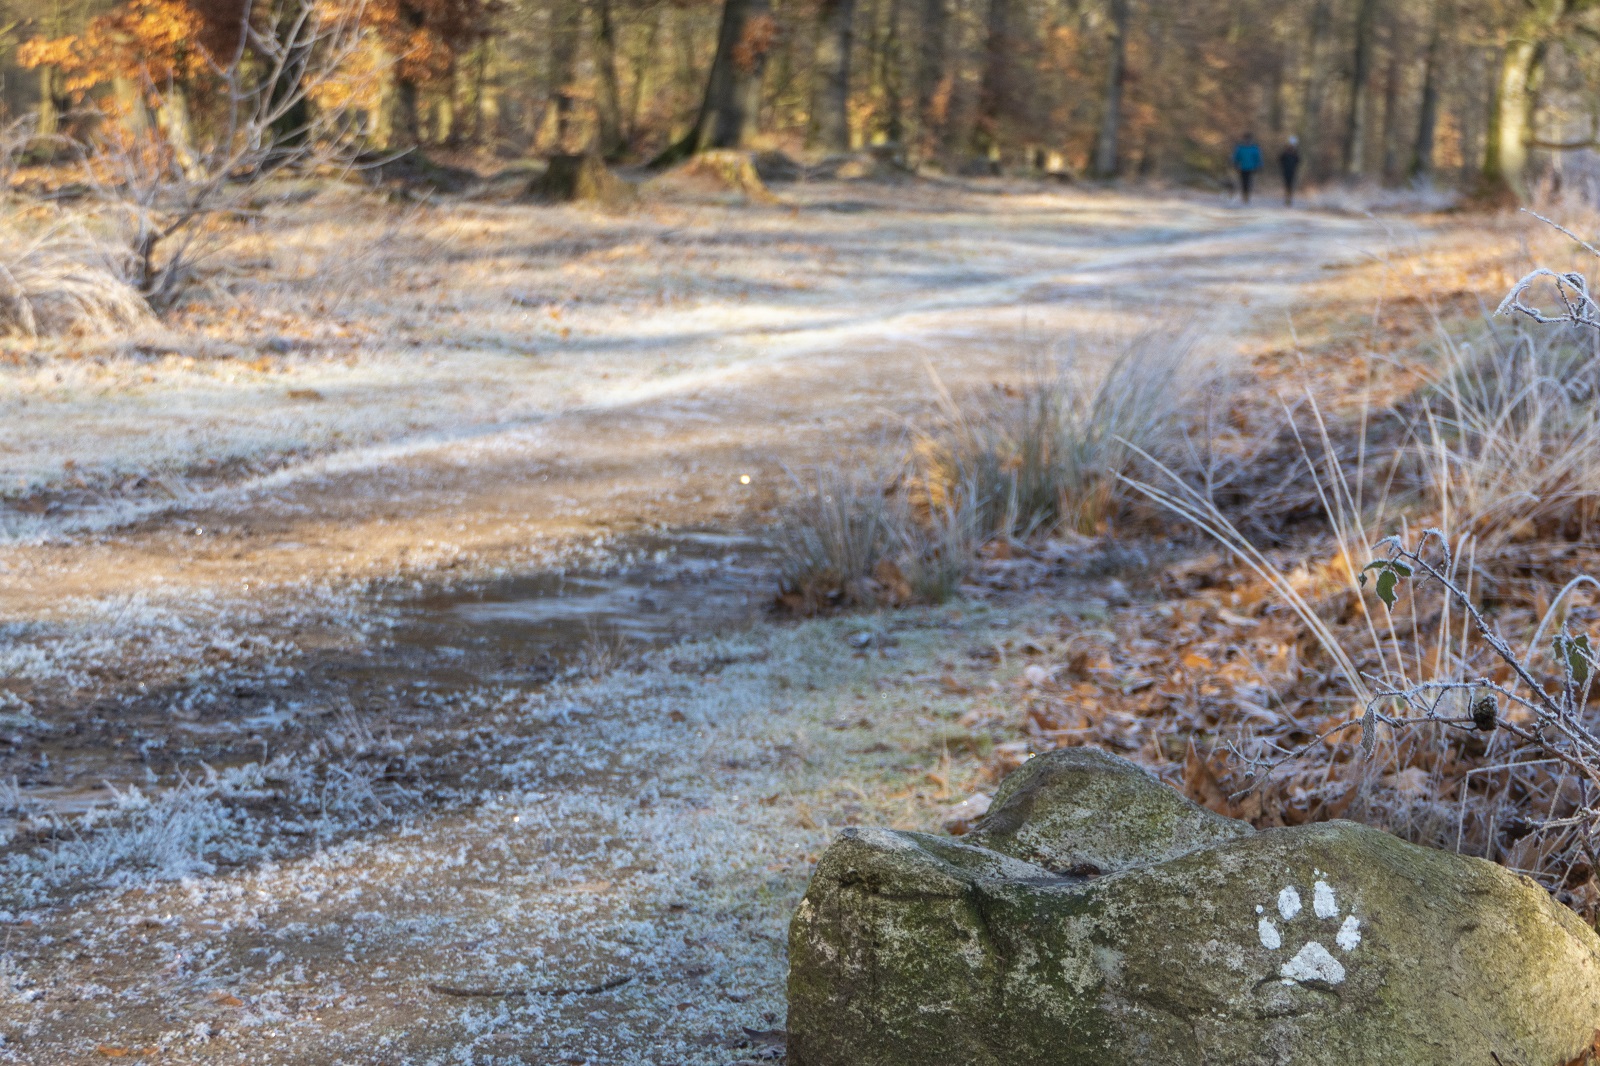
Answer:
1280;136;1301;206
1233;133;1263;204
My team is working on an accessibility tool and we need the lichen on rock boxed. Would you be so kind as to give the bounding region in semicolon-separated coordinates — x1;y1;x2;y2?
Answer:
788;746;1600;1066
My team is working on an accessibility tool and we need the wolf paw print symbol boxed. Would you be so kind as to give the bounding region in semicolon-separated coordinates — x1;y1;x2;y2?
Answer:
1255;874;1362;985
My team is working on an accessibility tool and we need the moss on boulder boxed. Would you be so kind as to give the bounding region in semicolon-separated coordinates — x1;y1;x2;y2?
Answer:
789;748;1600;1066
968;747;1252;874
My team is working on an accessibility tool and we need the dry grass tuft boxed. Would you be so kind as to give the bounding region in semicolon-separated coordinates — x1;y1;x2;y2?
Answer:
1412;318;1600;551
0;223;150;340
774;326;1217;613
775;467;903;613
913;325;1218;538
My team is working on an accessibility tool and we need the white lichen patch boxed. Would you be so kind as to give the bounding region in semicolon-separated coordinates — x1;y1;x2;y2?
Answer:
1281;942;1345;985
1313;880;1337;919
1255;880;1362;987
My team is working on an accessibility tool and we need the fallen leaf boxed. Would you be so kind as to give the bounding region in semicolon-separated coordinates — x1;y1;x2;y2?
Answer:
940;674;971;695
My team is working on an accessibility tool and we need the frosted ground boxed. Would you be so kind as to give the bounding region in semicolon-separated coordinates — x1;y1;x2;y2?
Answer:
0;180;1386;1062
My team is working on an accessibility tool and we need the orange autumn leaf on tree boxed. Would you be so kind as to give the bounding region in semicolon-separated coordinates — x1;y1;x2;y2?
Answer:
18;0;215;96
363;0;490;85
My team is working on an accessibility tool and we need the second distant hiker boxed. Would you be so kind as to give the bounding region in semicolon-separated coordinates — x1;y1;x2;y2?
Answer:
1280;136;1301;206
1233;133;1263;204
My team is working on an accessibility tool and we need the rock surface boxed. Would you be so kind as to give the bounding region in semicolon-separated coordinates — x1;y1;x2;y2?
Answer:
966;747;1251;873
788;747;1600;1066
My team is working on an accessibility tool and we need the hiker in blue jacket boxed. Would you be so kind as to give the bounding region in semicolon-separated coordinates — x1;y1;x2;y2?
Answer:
1233;133;1263;204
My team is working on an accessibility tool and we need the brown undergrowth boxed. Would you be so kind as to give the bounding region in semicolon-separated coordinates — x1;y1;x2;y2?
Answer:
929;210;1600;919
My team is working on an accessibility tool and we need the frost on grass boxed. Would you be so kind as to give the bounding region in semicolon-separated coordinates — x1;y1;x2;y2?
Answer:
0;610;974;1063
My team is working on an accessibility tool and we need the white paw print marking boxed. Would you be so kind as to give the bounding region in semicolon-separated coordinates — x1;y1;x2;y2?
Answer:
1254;871;1361;986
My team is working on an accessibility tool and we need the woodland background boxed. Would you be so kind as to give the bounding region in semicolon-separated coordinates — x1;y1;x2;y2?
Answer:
1;0;1599;201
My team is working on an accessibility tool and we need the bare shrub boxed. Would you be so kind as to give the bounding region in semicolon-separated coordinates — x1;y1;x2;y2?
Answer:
1115;237;1600;913
1126;428;1600;912
72;0;369;308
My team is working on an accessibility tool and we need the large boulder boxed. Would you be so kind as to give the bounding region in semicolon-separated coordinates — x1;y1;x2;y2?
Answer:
788;748;1600;1066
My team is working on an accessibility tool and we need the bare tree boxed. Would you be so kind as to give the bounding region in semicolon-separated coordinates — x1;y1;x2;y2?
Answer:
1479;0;1600;200
653;0;774;164
593;0;627;156
973;0;1019;159
83;0;368;307
914;0;949;159
1411;0;1445;178
547;0;581;150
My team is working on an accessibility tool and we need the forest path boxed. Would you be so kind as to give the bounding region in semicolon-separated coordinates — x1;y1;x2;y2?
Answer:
0;184;1385;613
0;185;1391;1064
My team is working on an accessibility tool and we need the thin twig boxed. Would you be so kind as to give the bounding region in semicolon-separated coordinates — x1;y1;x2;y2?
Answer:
428;974;635;999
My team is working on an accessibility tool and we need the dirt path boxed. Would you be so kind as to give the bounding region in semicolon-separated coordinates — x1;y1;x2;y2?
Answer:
0;185;1390;1064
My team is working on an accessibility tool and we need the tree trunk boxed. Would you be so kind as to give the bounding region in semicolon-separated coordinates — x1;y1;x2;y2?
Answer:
1343;0;1378;178
914;0;948;158
549;0;582;152
268;0;314;151
1298;0;1332;173
37;67;61;142
1092;0;1131;179
811;0;857;151
882;0;905;145
1483;0;1570;201
112;77;154;135
1411;2;1443;178
156;85;202;178
594;0;627;156
373;40;420;151
1379;49;1402;182
974;0;1019;158
626;6;666;136
655;0;774;164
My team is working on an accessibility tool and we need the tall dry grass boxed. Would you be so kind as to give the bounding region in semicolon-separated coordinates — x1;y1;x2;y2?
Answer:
0;116;149;340
1122;304;1600;913
774;325;1221;611
1413;318;1600;551
913;325;1220;539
